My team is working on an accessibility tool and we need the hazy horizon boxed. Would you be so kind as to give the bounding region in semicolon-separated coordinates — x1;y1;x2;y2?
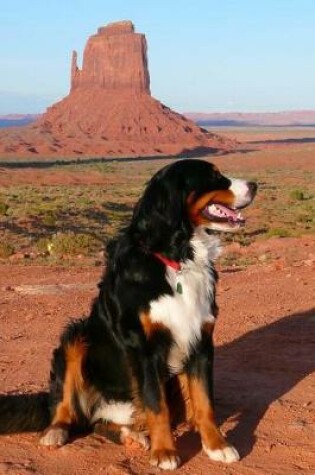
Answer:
1;0;315;115
2;108;315;119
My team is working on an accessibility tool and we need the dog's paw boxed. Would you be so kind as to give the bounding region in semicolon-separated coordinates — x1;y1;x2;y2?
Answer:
150;449;181;470
203;443;240;463
120;427;150;451
40;426;69;447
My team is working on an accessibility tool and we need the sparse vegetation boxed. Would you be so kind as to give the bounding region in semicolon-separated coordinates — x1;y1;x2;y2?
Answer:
265;228;291;239
41;211;58;227
0;151;314;262
0;200;8;215
38;232;101;257
290;189;305;201
0;242;14;258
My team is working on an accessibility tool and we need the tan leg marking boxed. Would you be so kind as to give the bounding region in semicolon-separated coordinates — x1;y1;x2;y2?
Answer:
140;312;167;339
202;320;215;338
139;312;180;470
121;426;150;451
172;322;214;425
189;377;225;449
188;377;239;463
146;393;180;470
40;339;87;447
52;339;87;425
176;373;193;422
94;421;149;450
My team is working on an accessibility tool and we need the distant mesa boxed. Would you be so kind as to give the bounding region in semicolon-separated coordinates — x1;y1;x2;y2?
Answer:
0;21;234;159
184;111;315;127
0;114;40;128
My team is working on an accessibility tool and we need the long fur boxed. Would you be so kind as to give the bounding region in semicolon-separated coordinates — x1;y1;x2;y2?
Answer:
0;159;257;469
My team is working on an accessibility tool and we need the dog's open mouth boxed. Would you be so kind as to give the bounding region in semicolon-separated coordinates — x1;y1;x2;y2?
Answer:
203;203;245;227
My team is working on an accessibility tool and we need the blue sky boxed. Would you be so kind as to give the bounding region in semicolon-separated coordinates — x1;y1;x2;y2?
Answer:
1;0;315;114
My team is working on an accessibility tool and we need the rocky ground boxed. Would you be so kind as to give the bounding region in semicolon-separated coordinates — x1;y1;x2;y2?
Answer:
0;128;314;474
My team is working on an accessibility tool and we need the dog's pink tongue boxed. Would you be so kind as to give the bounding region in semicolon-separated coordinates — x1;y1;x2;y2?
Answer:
207;204;244;222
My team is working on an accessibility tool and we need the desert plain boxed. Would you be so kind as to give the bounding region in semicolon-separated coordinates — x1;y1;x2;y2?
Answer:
0;126;314;474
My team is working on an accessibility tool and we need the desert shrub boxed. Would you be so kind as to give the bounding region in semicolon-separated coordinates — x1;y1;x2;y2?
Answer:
219;252;240;267
0;201;9;215
290;189;305;201
41;211;57;227
39;232;101;257
0;242;14;258
297;213;313;224
236;256;256;267
36;237;51;254
235;233;253;247
266;228;291;238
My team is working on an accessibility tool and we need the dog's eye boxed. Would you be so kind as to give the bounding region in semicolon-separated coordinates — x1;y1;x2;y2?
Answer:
215;173;231;188
213;171;224;181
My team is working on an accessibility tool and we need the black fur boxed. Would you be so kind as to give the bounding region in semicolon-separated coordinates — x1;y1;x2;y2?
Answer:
0;393;49;433
130;159;231;260
0;159;255;459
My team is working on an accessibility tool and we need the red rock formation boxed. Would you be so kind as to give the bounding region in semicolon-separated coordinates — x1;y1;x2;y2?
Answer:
71;21;150;93
0;21;235;159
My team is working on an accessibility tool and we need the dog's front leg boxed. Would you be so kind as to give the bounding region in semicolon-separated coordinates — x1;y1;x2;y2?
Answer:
144;373;180;470
184;322;240;464
128;313;180;470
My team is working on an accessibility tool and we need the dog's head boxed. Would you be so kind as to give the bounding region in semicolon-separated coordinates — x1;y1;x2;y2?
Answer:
130;159;257;257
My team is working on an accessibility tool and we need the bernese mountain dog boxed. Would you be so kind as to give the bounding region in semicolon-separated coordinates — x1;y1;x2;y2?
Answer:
0;159;257;470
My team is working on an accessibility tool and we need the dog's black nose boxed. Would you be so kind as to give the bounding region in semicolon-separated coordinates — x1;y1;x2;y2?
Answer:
248;181;258;196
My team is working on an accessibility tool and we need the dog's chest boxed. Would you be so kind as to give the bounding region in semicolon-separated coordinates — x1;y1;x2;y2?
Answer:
149;235;218;374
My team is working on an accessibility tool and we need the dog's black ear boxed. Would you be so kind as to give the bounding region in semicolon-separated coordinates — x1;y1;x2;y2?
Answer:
130;175;191;254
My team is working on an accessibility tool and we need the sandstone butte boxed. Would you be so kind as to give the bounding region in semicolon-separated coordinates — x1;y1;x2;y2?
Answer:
0;21;235;159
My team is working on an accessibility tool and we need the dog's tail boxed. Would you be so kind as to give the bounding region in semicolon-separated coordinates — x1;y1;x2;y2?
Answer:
0;392;50;434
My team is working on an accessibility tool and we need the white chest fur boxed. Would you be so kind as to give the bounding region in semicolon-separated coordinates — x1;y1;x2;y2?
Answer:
149;230;221;374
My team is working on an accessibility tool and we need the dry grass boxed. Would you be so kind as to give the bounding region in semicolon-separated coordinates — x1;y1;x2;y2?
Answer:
0;134;314;264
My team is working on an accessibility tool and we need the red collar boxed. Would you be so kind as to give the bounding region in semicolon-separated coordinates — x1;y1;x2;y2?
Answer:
153;252;181;272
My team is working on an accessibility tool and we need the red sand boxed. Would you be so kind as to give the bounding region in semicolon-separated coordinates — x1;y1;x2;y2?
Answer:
0;236;314;474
